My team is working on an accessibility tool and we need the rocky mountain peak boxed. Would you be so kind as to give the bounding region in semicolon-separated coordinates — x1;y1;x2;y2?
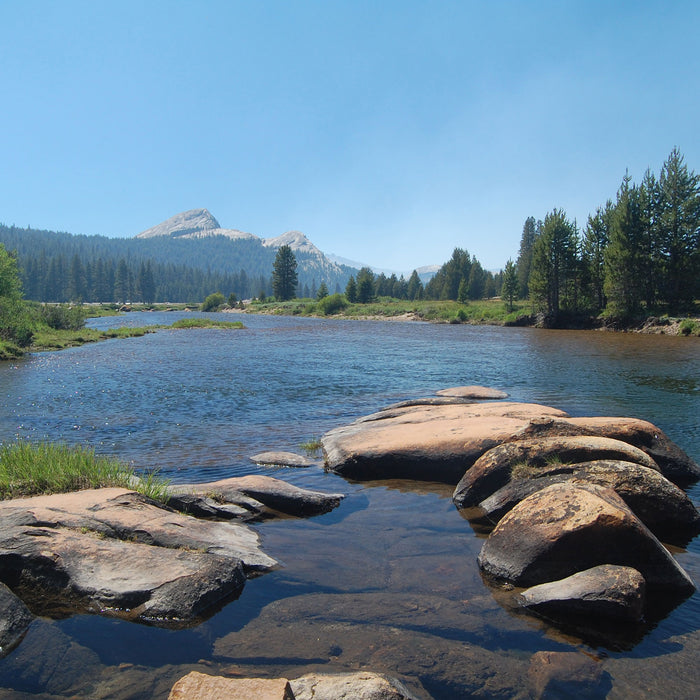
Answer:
263;230;320;255
136;208;221;239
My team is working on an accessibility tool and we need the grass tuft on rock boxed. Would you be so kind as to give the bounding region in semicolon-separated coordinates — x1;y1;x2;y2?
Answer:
0;441;170;502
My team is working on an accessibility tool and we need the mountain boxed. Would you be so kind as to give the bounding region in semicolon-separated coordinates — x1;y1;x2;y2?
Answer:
137;208;257;242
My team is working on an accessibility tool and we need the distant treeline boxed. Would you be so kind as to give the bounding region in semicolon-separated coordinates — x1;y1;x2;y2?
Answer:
0;226;354;303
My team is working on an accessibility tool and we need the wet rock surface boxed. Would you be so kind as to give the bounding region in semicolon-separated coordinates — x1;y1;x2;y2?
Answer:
0;583;33;659
477;482;695;593
0;477;344;628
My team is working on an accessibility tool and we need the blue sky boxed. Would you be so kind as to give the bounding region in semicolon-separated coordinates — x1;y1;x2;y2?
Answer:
1;1;698;272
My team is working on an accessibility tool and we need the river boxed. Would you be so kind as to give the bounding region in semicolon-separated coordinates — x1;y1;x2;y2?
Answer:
0;312;698;698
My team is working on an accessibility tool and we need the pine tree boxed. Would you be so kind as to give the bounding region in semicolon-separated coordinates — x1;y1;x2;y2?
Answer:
501;259;518;311
345;276;357;303
516;217;537;299
272;245;298;301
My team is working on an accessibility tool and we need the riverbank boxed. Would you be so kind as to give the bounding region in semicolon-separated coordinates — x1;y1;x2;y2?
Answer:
238;298;700;336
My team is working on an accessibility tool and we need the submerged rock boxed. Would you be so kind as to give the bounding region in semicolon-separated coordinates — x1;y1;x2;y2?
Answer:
250;451;315;468
477;482;695;593
169;672;294;699
528;651;610;700
519;564;646;622
291;671;420;700
0;582;33;658
322;401;569;482
435;385;509;400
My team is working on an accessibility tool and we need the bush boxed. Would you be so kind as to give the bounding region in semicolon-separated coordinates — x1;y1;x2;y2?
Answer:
679;318;699;336
39;304;87;331
317;293;347;315
201;292;226;312
0;298;34;347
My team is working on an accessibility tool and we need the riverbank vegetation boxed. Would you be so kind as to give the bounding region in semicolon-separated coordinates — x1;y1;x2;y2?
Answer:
0;441;170;502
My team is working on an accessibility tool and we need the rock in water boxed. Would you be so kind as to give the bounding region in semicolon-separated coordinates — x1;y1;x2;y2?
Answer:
477;482;695;593
322;402;569;482
519;564;646;621
0;582;33;658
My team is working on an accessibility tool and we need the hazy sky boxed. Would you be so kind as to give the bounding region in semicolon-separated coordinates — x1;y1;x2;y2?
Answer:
1;1;698;272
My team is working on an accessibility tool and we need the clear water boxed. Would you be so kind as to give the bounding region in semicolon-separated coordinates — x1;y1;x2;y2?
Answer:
0;313;698;698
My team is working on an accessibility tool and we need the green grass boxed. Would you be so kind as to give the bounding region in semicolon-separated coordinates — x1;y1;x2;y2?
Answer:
30;326;156;351
0;441;170;502
170;318;244;329
299;438;323;455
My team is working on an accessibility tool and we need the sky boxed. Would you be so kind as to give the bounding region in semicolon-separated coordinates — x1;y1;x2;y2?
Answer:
1;1;699;273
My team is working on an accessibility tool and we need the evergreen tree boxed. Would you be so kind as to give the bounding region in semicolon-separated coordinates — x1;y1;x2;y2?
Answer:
516;217;537;299
316;282;329;300
271;245;298;301
356;267;375;303
582;205;611;311
345;275;357;303
656;147;700;311
529;209;578;319
406;270;423;300
137;261;156;304
501;259;518;311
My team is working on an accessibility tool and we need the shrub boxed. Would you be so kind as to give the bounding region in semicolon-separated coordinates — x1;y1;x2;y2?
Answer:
201;292;226;312
39;304;87;331
679;318;699;336
317;293;347;315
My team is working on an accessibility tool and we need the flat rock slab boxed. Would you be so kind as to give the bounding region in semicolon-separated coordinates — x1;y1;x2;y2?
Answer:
478;482;695;593
171;475;344;517
169;672;294;699
322;402;569;483
520;564;646;621
528;651;609;700
250;451;315;468
436;385;509;400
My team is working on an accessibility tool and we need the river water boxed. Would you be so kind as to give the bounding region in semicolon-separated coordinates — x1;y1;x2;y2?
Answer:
0;312;698;698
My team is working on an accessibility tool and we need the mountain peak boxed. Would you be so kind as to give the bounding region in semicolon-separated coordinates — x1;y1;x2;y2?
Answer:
263;230;320;255
137;209;221;239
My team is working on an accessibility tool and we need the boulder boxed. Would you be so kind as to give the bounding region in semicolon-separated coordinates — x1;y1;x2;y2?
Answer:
453;435;660;508
322;402;569;482
477;482;695;593
508;416;700;484
519;564;646;621
291;671;420;700
435;385;509;400
250;451;315;468
0;582;33;658
171;475;344;517
474;460;700;541
527;651;609;699
169;672;294;700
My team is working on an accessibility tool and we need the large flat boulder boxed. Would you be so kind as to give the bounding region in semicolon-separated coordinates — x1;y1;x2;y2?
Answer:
291;671;420;700
453;436;660;508
322;402;569;483
477;482;695;593
169;672;294;699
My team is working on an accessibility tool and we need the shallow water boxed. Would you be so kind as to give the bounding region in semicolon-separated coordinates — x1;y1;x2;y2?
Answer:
0;313;698;698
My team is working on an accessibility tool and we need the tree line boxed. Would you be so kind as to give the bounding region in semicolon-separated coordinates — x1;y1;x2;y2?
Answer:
511;148;699;322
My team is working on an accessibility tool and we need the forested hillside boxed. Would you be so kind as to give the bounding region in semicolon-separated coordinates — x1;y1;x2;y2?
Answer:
0;226;356;303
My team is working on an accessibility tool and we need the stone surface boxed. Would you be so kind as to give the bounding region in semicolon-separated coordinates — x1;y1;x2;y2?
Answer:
528;651;609;699
322;401;569;482
473;460;700;541
508;415;700;484
0;582;33;658
291;671;419;700
519;564;646;621
171;475;344;517
477;482;695;593
250;451;314;468
453;435;660;508
168;672;294;699
435;385;509;400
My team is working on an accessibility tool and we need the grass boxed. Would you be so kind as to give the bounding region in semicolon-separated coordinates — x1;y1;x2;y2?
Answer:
170;318;244;329
249;297;532;324
0;440;170;502
30;325;156;351
299;438;323;456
